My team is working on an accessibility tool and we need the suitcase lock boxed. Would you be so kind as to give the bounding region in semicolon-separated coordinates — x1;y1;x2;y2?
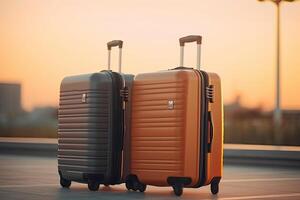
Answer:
206;85;214;103
120;87;129;102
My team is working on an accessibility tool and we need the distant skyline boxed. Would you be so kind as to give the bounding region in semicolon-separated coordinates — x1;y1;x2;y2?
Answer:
1;0;300;111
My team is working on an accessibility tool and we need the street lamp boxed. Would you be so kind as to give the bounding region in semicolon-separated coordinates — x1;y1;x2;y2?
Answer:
258;0;297;130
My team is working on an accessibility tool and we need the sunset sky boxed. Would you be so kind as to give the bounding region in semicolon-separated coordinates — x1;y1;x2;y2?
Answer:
0;0;299;111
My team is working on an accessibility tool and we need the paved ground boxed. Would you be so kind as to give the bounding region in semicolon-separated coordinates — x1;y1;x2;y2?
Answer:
0;154;299;200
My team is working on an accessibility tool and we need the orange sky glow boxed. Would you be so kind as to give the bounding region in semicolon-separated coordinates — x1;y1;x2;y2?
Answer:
0;0;299;111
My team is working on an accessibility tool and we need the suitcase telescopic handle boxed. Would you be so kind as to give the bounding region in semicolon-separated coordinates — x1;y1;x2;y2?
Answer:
179;35;202;70
107;40;123;73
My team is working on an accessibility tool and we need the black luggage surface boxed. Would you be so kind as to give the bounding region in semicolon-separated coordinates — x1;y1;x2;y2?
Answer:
58;40;133;191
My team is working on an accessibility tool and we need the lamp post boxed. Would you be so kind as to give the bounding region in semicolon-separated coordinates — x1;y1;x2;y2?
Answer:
258;0;297;144
258;0;296;139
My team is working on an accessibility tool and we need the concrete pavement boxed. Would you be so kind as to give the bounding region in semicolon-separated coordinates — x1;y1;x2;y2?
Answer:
0;154;299;200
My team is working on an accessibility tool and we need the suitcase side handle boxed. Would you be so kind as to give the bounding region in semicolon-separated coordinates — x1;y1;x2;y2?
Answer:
107;40;123;72
208;111;214;153
179;35;202;70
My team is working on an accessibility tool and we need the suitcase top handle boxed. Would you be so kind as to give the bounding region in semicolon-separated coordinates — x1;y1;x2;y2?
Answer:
107;40;123;50
107;40;123;73
179;35;202;46
179;35;202;70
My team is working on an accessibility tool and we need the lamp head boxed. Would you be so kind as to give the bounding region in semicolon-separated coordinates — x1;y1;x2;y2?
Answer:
258;0;280;3
257;0;297;3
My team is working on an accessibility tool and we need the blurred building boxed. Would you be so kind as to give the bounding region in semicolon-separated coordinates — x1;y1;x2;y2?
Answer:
224;95;300;146
225;95;263;119
21;106;57;125
0;83;22;121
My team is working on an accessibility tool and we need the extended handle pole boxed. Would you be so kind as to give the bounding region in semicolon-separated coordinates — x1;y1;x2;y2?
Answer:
108;50;111;70
197;44;201;70
179;35;202;70
107;40;123;73
180;46;184;67
119;48;122;73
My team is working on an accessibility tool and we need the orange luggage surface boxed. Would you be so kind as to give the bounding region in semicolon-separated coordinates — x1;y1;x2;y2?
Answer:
125;35;223;197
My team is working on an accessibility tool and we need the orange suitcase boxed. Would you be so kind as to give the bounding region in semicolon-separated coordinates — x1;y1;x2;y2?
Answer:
125;35;223;196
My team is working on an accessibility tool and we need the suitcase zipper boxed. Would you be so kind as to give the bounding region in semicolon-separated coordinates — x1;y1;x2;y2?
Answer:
106;70;124;184
194;70;210;188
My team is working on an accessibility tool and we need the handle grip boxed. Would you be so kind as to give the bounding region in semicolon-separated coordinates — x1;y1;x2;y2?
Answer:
179;35;202;46
107;40;123;50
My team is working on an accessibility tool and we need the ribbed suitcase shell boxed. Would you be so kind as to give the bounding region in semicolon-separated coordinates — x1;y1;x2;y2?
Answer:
128;68;223;188
58;71;133;184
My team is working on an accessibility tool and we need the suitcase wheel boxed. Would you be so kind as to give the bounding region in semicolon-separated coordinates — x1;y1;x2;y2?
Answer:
132;181;139;191
172;184;183;196
210;180;219;195
88;180;100;191
125;178;147;193
60;177;71;188
138;183;147;192
125;180;133;191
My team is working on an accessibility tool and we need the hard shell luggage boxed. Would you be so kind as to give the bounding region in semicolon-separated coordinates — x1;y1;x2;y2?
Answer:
126;35;223;196
58;40;133;191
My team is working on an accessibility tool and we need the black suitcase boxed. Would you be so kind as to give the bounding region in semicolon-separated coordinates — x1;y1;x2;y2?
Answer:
58;40;133;191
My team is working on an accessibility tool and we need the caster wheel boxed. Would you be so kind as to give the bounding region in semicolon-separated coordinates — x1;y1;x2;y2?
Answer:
88;180;100;191
211;181;219;195
138;184;147;192
125;180;133;191
172;185;183;196
132;181;139;191
60;177;71;188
